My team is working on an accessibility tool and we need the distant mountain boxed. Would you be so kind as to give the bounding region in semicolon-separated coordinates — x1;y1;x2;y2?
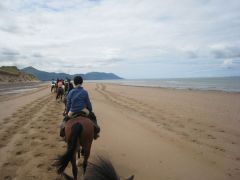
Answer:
21;66;73;81
21;66;122;81
84;72;121;80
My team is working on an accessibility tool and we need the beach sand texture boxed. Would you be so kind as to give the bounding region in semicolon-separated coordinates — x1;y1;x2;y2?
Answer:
0;83;240;180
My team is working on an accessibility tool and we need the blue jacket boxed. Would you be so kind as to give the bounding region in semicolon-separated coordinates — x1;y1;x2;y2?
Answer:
66;86;92;113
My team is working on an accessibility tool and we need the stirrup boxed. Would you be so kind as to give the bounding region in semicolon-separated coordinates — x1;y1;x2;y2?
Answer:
60;127;65;137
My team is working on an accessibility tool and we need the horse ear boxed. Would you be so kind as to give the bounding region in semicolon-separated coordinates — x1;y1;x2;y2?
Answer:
125;175;134;180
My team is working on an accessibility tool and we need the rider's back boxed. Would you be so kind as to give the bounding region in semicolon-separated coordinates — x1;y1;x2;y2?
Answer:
67;87;92;113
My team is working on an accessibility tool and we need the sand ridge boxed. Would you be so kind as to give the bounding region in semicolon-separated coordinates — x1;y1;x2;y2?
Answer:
0;90;66;179
94;83;240;155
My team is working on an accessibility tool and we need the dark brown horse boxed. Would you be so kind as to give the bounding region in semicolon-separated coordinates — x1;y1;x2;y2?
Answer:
84;156;134;180
54;116;94;180
56;87;64;101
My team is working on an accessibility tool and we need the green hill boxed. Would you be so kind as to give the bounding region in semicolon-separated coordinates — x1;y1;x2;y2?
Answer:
0;66;39;83
0;66;20;76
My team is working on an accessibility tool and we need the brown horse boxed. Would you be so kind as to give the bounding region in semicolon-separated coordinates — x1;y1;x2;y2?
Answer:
54;116;94;179
56;87;64;101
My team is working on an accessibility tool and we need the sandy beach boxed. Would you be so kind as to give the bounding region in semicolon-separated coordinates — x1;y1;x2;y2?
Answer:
0;82;240;180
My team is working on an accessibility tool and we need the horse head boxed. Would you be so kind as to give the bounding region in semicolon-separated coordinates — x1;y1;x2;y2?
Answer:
84;156;134;180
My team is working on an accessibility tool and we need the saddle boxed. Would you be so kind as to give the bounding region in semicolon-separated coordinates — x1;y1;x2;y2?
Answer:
61;111;100;139
64;111;86;121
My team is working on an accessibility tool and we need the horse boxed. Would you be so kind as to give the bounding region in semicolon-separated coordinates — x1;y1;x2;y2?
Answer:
54;116;94;180
51;83;56;92
84;156;134;180
56;86;64;101
58;156;134;180
64;82;69;94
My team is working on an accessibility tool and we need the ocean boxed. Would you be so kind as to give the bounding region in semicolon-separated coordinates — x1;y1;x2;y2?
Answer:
0;77;239;94
87;76;240;93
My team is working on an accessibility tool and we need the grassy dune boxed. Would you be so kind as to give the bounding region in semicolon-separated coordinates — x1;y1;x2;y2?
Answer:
0;66;38;82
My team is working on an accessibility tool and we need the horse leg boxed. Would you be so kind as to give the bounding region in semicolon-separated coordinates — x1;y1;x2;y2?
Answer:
83;152;88;173
76;143;81;167
56;92;59;100
71;151;78;180
83;144;91;174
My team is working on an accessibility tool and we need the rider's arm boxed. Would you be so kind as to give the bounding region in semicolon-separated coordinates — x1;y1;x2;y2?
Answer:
66;91;72;113
85;91;92;112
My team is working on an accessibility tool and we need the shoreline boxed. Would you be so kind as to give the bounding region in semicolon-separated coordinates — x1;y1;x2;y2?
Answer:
87;81;240;94
86;76;240;93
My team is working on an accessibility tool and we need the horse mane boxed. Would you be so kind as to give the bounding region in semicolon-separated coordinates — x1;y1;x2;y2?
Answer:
84;156;120;180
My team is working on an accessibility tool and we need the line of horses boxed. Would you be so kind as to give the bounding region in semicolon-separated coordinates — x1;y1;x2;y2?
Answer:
51;82;134;180
51;80;68;102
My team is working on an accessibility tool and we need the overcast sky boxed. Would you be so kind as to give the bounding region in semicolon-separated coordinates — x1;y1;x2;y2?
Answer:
0;0;240;79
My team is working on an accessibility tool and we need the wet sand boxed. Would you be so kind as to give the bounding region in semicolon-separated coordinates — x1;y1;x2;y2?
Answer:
0;83;240;179
0;81;47;95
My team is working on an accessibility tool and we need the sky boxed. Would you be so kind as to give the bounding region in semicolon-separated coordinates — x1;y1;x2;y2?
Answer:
0;0;240;79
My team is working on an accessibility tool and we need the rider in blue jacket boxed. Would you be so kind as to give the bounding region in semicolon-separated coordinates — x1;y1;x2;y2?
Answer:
60;76;100;139
66;80;92;115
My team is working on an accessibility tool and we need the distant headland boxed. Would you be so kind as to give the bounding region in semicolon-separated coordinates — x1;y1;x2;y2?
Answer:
0;66;122;83
21;66;122;81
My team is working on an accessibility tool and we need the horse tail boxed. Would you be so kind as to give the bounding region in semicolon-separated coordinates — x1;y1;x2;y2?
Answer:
54;123;83;174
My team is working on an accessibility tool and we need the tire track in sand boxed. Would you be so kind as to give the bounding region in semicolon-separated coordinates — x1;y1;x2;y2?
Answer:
94;83;240;166
0;93;66;180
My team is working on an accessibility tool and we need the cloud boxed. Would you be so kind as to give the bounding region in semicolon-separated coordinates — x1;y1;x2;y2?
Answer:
0;47;20;62
1;48;19;56
210;45;240;59
221;58;240;69
94;58;125;66
0;0;240;78
222;59;233;68
32;53;43;58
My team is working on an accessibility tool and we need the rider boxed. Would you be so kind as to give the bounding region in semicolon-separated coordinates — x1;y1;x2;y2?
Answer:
64;78;74;95
51;78;55;85
60;75;100;139
51;78;55;92
63;78;74;112
56;79;64;100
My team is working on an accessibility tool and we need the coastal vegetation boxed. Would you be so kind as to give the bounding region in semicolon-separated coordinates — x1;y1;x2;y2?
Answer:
0;66;38;83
